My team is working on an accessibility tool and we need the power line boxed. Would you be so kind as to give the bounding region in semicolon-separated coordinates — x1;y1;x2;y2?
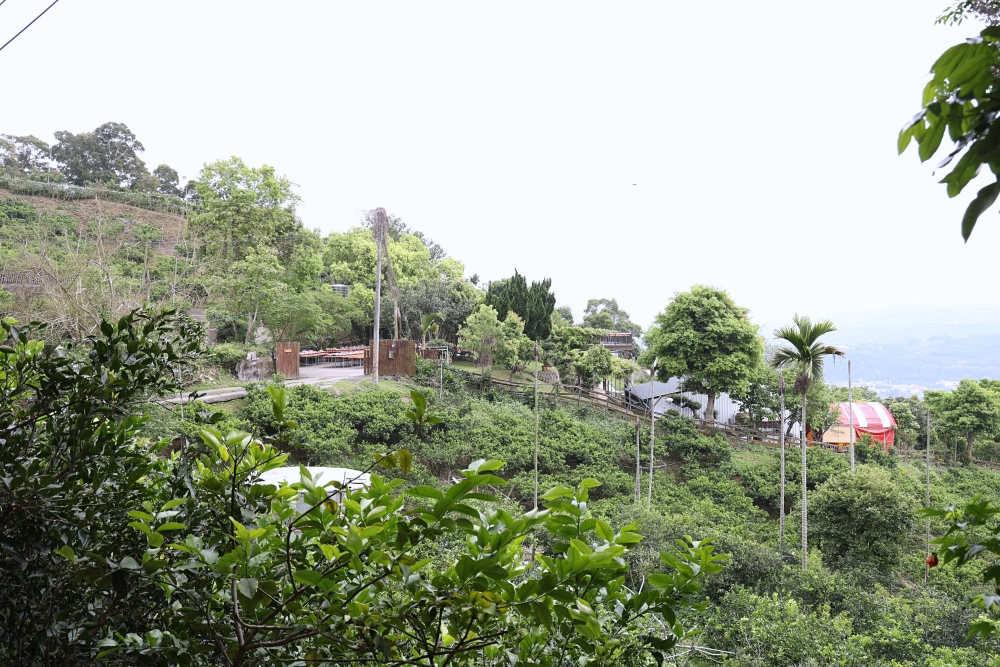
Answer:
0;0;61;55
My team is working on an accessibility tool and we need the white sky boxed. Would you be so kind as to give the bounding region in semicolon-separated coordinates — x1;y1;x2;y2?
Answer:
1;0;993;335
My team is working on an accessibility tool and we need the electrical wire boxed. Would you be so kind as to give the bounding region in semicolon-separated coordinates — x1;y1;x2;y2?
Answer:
0;0;60;54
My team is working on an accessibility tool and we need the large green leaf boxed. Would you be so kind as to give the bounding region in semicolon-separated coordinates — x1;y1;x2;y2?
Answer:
962;178;1000;240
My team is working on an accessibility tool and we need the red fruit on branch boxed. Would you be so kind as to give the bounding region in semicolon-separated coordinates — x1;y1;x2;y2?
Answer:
926;553;939;568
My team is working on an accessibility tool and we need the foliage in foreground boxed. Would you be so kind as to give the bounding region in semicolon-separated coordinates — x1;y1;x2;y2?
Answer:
0;309;201;664
111;414;725;665
0;313;724;666
900;23;1000;240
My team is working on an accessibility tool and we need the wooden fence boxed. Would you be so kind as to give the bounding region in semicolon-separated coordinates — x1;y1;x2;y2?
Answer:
457;372;860;452
275;342;300;380
363;340;416;377
441;370;1000;471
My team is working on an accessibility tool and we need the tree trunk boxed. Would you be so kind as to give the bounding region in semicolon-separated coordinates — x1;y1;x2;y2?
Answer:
967;431;975;462
704;391;717;425
801;392;808;569
245;298;259;345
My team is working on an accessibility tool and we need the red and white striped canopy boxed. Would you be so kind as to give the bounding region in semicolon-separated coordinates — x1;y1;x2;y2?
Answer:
834;401;897;445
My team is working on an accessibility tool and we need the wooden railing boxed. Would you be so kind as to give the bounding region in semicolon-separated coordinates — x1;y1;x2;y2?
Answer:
458;372;868;452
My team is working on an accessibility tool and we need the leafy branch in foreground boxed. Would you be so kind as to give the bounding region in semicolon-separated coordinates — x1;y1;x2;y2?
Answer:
923;496;1000;639
98;389;726;666
0;308;203;664
899;26;1000;240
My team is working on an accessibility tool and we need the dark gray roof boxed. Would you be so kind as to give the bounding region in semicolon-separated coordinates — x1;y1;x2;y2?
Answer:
626;379;683;401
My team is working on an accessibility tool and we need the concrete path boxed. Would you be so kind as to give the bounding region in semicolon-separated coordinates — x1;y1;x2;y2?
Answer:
163;366;365;404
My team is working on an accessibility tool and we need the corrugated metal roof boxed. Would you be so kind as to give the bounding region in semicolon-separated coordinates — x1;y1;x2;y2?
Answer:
626;379;684;401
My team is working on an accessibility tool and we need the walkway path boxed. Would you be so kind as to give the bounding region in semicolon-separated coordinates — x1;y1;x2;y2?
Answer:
163;366;364;404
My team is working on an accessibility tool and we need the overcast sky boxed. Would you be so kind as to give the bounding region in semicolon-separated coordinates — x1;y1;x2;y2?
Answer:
1;0;993;335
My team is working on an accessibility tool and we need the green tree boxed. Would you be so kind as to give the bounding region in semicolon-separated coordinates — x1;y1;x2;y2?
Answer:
262;287;352;345
925;379;1000;461
189;157;300;263
555;305;574;326
152;163;180;196
544;326;604;380
285;230;326;292
458;304;502;367
0;134;53;176
583;309;614;330
641;285;763;422
771;314;844;568
207;245;283;344
494;311;533;380
810;467;914;572
398;276;480;344
573;343;615;388
582;298;642;336
51;122;149;189
730;365;782;430
485;270;555;341
420;312;443;343
887;397;921;450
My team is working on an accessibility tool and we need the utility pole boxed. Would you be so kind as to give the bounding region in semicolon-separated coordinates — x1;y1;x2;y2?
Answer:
925;409;931;584
372;209;384;385
635;418;642;504
779;372;786;552
849;360;855;472
647;361;658;508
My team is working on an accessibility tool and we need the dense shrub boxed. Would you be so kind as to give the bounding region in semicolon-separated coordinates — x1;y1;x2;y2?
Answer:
208;342;270;374
659;413;731;467
853;432;898;469
809;466;915;573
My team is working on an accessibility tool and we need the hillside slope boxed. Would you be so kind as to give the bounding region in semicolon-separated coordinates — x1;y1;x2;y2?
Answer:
0;187;189;249
0;190;196;338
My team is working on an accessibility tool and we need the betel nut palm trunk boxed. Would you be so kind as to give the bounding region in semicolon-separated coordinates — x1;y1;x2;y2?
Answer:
801;390;808;568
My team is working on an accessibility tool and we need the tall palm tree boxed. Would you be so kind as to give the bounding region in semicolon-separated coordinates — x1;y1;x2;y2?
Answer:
771;315;844;569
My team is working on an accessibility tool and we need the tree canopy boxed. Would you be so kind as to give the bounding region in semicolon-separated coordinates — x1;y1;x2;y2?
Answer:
189;157;300;263
0;134;53;177
642;285;763;421
582;298;642;336
51;122;149;189
926;378;1000;460
484;270;556;341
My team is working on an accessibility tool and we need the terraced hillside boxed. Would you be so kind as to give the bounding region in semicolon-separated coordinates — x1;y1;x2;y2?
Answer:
0;188;198;338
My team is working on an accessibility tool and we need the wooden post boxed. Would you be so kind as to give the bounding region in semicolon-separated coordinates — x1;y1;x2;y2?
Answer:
372;211;383;385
